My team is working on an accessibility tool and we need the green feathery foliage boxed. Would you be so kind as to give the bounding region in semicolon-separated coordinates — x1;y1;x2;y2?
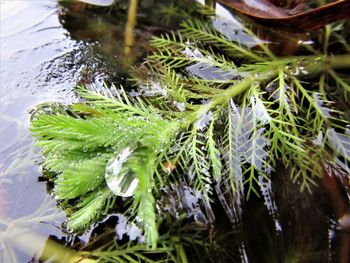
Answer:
32;84;181;248
31;5;350;258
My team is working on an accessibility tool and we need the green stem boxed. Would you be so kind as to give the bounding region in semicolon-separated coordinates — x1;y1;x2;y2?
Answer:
182;76;259;127
181;53;350;128
294;54;350;73
323;25;331;54
326;54;350;70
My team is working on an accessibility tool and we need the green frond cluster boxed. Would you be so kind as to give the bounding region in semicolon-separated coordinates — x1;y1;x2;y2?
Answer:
177;128;214;218
68;188;115;231
31;85;181;247
80;224;212;263
146;14;350;221
31;6;350;259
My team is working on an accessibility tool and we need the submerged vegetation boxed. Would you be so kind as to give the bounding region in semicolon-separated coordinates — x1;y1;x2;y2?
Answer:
30;1;350;262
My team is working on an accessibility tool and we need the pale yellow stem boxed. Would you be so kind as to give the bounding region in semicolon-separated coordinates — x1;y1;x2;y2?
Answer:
124;0;138;56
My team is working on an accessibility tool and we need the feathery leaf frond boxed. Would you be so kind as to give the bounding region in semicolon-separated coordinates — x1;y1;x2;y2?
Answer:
30;7;350;258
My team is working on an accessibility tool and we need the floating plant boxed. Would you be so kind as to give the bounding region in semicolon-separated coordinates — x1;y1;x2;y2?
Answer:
30;1;350;261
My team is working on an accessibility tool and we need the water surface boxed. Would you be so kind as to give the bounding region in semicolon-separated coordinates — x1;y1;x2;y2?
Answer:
0;1;119;261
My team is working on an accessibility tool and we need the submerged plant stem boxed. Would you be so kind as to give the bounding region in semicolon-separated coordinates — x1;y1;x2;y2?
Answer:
295;54;350;73
124;0;138;57
326;54;350;70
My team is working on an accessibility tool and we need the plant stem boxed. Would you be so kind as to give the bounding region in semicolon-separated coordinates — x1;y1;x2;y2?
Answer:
182;53;350;127
326;54;350;70
124;0;138;57
183;77;256;127
294;54;350;73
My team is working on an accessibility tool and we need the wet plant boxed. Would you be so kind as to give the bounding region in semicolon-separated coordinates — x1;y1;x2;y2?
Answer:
31;4;350;261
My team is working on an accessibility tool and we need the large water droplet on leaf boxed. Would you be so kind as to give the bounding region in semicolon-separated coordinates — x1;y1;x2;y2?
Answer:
105;147;138;197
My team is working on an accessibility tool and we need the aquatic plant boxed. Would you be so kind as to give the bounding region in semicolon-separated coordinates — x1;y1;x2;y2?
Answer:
31;4;350;261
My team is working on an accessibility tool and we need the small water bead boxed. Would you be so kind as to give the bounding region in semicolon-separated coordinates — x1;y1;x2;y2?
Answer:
82;146;89;152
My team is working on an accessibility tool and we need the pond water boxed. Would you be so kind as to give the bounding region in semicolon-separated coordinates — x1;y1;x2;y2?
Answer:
1;0;349;262
1;0;165;260
0;0;121;261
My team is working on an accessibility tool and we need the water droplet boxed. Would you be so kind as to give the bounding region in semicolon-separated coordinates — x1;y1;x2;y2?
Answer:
105;147;139;197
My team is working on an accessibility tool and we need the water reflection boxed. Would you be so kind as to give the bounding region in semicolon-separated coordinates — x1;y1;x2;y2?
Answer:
0;0;115;261
1;0;349;262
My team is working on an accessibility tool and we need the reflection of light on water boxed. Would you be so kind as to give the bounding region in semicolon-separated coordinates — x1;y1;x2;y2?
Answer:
1;2;126;259
115;213;145;243
0;0;79;108
195;0;269;49
77;0;115;6
0;0;60;59
0;0;83;261
0;196;65;262
196;0;239;22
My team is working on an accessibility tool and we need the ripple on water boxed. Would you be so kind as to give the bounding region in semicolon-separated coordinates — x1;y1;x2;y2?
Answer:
0;1;108;261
